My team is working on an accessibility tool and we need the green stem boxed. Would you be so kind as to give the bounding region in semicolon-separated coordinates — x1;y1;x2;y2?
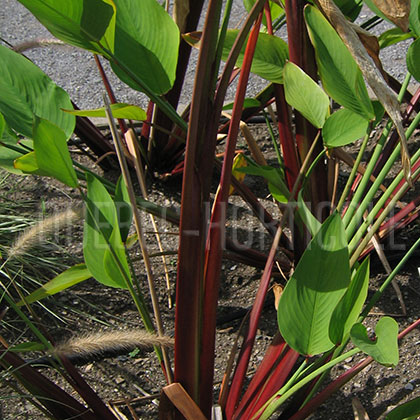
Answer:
258;348;360;419
336;125;371;213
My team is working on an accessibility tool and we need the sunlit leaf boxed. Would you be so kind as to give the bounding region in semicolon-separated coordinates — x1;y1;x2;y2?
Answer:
33;118;78;188
223;98;261;111
304;6;374;120
351;317;399;367
111;0;180;94
322;108;369;147
329;258;370;344
17;264;92;306
278;212;350;355
243;0;285;27
0;44;75;139
14;151;48;176
378;28;412;49
64;103;147;120
17;0;115;54
283;61;330;129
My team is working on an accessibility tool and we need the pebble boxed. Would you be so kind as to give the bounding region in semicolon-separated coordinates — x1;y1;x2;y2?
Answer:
404;383;414;391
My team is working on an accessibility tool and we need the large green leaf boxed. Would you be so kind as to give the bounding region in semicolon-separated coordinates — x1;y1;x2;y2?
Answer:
410;0;420;37
0;45;75;139
83;173;130;289
386;397;420;420
283;61;330;129
17;0;115;53
33;118;78;188
304;6;374;120
322;108;369;147
351;317;399;367
407;38;420;82
110;0;180;94
64;103;147;120
278;212;350;356
17;264;92;306
222;30;289;84
333;0;363;21
329;258;369;344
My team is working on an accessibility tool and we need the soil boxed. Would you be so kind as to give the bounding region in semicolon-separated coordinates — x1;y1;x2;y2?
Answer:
0;123;420;420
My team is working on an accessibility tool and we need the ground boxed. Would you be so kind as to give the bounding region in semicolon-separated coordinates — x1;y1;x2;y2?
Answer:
0;123;419;420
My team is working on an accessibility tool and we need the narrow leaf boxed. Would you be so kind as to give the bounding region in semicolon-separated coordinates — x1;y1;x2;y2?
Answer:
296;189;321;237
33;117;78;188
278;212;350;355
16;264;92;306
283;61;330;129
329;258;370;344
304;6;374;120
83;173;129;289
350;316;399;367
9;342;46;352
114;176;132;242
64;103;147;120
322;108;369;147
378;28;412;49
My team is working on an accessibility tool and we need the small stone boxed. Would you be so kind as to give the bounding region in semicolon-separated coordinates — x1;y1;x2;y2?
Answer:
115;376;125;385
230;265;237;271
404;383;414;391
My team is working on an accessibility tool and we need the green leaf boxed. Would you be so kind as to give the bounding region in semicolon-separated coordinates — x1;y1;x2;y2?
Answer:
409;0;420;37
378;28;412;49
222;30;289;84
114;176;132;242
83;173;130;289
278;212;350;355
17;0;116;53
17;264;92;306
351;317;399;367
283;61;330;129
14;151;49;176
243;0;285;28
223;98;261;111
64;103;147;120
304;6;374;120
237;164;289;203
9;342;46;353
333;0;363;21
329;258;370;344
372;100;385;126
296;189;321;237
0;45;75;139
111;0;180;94
322;108;369;147
0;112;5;139
33;118;78;188
386;397;420;420
407;38;420;83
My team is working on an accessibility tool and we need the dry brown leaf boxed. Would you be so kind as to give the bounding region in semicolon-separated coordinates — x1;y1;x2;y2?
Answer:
173;0;190;33
316;0;412;185
371;0;410;32
273;283;284;310
352;397;370;420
